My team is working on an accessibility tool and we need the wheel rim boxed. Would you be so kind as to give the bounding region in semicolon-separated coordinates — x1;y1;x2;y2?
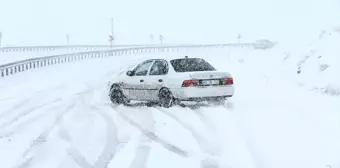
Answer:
110;87;126;104
159;89;173;107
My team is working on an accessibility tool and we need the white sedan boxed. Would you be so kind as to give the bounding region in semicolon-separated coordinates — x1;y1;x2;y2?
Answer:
108;56;235;107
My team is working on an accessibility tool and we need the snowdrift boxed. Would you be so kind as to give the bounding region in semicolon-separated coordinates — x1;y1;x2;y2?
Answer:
295;29;340;96
234;29;340;96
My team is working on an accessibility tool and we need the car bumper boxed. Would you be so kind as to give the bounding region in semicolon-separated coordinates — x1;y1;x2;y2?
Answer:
171;85;235;101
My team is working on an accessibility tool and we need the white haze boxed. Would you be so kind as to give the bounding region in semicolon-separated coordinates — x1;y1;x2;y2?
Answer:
0;0;339;46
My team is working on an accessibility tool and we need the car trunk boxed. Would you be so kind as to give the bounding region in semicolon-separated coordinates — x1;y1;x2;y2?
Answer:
188;71;231;80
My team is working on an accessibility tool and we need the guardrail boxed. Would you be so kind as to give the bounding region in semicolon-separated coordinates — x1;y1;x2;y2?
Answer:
0;43;259;78
0;44;147;52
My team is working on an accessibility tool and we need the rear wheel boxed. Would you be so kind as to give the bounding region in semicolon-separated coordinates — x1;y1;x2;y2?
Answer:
109;85;128;105
158;88;174;108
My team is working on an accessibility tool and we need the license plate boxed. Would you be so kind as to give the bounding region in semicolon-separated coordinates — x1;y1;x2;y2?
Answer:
201;80;220;85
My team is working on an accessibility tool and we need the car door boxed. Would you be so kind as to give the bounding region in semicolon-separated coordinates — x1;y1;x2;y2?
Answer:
144;60;169;100
121;60;154;100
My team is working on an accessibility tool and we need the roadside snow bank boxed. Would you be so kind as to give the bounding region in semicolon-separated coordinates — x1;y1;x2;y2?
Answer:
296;30;340;96
241;29;340;96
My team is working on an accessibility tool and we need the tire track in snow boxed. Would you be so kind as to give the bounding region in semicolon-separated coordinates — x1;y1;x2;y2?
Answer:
190;106;225;131
0;96;16;102
155;106;243;168
0;98;62;130
113;106;155;168
65;85;99;168
0;109;59;139
0;98;32;118
65;86;121;168
128;144;150;168
0;84;67;119
157;107;206;142
0;85;68;130
0;84;65;103
92;105;119;168
112;105;223;168
115;107;189;158
0;99;68;139
156;107;221;156
57;99;97;168
15;102;76;168
198;107;258;168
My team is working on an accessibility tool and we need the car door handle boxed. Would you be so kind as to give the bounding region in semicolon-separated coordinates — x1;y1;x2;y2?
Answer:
140;79;144;82
158;79;163;82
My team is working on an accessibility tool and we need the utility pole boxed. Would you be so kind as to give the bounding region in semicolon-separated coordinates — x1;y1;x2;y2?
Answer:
150;34;153;45
159;35;163;44
237;34;242;43
0;31;2;48
111;18;114;46
109;35;113;48
66;34;70;45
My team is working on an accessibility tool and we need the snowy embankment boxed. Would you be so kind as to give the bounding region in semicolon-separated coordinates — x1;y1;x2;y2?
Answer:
293;29;340;96
237;29;340;96
0;49;339;168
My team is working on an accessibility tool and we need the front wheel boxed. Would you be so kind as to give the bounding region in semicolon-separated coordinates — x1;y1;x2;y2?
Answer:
158;88;174;108
109;85;128;105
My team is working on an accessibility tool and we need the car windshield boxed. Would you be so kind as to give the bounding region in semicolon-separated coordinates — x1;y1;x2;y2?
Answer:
170;58;216;72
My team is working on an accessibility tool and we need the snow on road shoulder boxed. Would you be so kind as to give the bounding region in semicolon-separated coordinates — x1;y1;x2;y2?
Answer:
0;47;136;65
230;29;340;97
204;47;340;168
0;50;85;65
0;49;339;168
230;67;340;168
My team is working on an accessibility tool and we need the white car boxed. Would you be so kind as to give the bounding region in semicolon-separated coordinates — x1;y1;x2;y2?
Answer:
108;56;235;107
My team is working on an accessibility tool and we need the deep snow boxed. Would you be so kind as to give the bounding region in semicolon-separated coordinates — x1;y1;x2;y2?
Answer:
0;47;339;168
238;29;340;96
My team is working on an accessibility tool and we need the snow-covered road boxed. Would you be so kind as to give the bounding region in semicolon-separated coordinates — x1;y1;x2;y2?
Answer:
0;49;339;168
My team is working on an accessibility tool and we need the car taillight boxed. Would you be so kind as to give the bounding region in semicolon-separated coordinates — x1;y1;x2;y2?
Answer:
225;77;233;85
182;80;199;87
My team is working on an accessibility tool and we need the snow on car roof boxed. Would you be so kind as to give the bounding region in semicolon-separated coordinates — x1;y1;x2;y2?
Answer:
141;55;205;62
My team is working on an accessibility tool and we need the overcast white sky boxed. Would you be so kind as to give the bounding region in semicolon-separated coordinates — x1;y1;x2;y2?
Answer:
0;0;339;46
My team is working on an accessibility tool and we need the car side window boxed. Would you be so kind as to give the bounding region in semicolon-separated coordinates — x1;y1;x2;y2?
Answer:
149;60;168;76
134;61;153;76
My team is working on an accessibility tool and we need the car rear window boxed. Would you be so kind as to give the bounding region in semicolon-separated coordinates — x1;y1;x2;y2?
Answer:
170;58;216;72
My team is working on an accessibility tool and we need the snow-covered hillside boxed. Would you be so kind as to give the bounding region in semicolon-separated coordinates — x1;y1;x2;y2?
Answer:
294;29;340;96
232;29;340;96
0;49;339;168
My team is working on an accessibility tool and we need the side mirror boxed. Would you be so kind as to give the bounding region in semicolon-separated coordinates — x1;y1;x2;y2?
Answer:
126;70;134;76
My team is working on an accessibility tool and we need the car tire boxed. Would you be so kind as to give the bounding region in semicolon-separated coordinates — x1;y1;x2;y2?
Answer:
158;88;174;108
109;85;128;105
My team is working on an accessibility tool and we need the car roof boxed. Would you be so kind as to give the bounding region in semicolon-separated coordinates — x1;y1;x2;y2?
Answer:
145;56;204;63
